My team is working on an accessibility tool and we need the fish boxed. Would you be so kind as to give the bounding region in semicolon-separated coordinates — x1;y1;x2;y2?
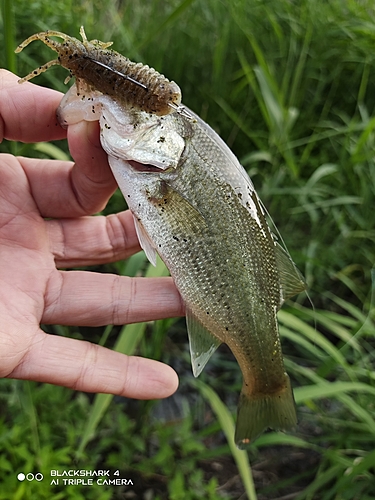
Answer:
17;29;307;448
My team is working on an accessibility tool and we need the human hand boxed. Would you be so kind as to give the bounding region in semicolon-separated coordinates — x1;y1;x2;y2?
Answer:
0;69;183;399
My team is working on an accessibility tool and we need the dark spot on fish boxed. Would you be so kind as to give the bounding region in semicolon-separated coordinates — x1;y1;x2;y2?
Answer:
172;236;179;241
225;327;229;331
206;311;210;315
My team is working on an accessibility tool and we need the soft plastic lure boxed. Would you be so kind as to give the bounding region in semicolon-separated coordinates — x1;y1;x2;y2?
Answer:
15;26;182;116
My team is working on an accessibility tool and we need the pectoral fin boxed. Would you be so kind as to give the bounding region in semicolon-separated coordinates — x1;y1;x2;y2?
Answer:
186;306;221;377
275;243;306;305
132;182;207;266
151;181;208;235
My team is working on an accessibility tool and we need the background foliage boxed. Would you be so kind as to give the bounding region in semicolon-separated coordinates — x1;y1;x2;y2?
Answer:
1;0;375;498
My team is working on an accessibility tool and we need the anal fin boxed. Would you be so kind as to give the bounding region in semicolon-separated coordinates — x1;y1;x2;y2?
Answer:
186;306;221;377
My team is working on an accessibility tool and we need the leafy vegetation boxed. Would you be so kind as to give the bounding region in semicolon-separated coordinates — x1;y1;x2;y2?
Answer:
1;0;375;498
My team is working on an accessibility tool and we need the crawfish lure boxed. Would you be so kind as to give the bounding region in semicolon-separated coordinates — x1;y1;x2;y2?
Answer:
16;26;182;116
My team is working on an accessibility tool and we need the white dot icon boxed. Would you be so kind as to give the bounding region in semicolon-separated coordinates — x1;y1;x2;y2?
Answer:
17;473;25;481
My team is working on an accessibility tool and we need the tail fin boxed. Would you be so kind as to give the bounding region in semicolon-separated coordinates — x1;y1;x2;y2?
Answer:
235;376;297;449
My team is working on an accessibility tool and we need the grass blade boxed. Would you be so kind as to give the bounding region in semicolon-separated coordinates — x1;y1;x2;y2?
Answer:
33;143;70;161
194;379;257;500
137;0;198;50
1;0;16;73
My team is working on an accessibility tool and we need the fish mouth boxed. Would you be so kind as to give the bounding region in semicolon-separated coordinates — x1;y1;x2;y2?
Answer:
128;160;165;173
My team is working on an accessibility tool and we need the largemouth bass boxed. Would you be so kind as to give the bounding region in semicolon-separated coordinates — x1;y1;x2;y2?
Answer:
16;29;306;446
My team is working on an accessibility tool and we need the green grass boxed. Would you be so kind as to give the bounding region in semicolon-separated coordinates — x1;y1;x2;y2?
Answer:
1;0;375;498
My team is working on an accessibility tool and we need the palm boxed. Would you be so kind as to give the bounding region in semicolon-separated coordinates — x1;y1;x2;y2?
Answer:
0;155;52;377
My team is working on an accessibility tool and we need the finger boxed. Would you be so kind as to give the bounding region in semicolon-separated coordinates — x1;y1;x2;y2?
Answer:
1;70;117;217
46;211;141;267
68;120;118;214
43;271;184;326
9;331;179;399
0;69;66;143
18;120;117;217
